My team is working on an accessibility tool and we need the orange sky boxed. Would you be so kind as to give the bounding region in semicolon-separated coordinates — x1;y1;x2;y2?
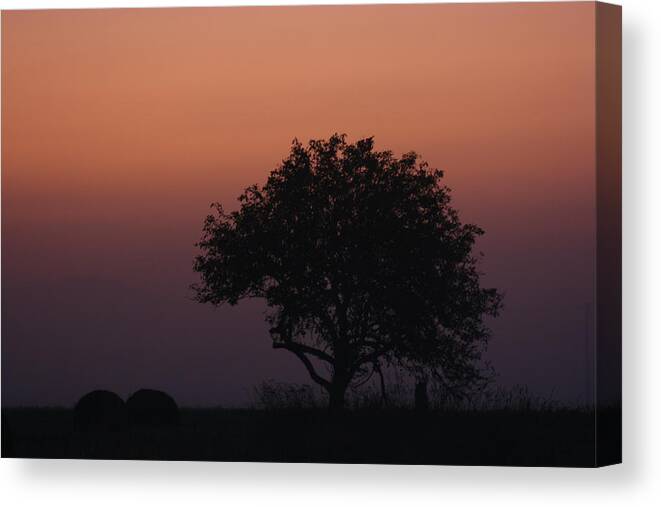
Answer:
2;3;598;406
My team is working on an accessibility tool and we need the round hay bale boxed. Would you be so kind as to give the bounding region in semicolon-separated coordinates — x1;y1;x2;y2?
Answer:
74;390;126;432
127;389;179;427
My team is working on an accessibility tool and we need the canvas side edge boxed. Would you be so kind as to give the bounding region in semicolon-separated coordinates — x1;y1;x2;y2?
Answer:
595;0;622;467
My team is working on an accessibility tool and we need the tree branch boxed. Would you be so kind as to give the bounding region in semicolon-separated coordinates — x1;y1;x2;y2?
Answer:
273;340;334;364
273;342;331;389
351;345;392;375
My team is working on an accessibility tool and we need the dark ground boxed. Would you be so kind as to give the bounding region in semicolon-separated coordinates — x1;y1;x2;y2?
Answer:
1;407;619;467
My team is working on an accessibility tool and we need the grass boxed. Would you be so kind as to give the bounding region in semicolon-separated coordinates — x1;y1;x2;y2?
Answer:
1;405;613;467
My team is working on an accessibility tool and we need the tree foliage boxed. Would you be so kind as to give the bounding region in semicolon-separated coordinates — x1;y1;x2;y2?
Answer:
193;134;502;411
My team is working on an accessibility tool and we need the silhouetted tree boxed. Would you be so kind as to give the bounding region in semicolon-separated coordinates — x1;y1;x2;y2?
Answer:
193;134;502;414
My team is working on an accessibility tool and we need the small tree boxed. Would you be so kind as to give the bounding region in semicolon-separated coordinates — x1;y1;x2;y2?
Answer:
193;134;502;413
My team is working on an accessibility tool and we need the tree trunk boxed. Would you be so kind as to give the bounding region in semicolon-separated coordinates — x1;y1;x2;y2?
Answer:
329;334;349;415
328;376;348;416
415;379;429;412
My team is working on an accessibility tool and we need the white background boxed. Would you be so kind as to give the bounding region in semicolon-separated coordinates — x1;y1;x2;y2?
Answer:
0;0;659;505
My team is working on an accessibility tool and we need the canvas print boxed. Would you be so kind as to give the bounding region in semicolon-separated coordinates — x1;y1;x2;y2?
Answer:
1;2;621;466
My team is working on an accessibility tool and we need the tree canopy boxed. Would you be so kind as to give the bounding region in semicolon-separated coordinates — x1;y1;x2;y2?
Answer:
193;134;502;412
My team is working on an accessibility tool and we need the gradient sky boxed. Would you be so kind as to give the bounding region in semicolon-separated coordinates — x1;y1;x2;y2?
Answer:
2;3;597;407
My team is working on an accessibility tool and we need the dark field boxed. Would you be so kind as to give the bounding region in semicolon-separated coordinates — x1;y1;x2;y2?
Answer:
1;407;619;467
